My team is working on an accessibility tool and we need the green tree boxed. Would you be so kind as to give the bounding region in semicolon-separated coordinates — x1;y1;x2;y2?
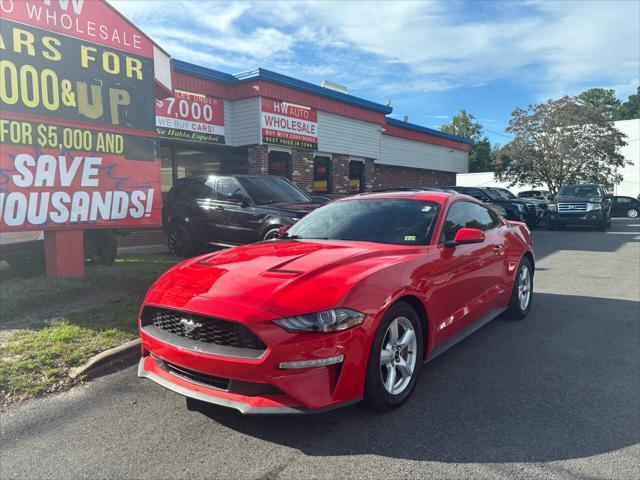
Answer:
441;109;494;172
614;87;640;120
494;96;628;195
577;88;621;119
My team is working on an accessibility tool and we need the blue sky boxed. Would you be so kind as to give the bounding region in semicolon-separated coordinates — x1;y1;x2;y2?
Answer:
110;0;639;145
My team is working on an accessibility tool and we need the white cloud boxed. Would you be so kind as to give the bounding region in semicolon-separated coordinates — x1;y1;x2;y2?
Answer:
108;0;639;100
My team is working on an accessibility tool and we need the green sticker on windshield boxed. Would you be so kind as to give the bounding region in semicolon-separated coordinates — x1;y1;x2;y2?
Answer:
404;235;417;241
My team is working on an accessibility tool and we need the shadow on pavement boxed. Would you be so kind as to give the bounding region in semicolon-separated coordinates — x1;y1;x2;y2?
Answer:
532;217;640;261
190;292;640;464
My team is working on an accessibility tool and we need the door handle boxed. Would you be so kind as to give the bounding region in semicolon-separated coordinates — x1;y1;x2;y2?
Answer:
492;245;504;254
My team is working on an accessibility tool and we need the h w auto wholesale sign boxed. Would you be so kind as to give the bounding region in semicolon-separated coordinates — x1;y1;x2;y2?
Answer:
261;98;318;149
0;0;161;232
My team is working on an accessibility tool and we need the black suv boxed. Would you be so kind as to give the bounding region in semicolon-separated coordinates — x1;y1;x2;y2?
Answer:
444;186;542;227
163;175;320;256
547;184;612;230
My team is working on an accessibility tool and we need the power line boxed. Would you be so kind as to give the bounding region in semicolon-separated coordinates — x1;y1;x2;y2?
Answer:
484;129;514;139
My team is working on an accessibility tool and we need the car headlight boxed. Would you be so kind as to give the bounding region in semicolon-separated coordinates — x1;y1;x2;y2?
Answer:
587;203;602;211
516;203;526;212
274;308;365;333
548;203;557;212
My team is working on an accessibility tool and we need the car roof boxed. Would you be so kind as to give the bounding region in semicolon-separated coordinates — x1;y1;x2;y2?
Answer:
342;189;464;203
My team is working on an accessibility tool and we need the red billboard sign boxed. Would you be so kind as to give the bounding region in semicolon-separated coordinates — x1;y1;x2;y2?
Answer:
156;91;225;144
261;98;318;149
0;0;160;232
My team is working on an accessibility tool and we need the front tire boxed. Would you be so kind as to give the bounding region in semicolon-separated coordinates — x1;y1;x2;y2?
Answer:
84;230;117;265
167;224;194;257
363;302;423;410
503;257;533;320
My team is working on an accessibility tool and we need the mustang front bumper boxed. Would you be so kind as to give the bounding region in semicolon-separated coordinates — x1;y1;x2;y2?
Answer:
137;309;373;414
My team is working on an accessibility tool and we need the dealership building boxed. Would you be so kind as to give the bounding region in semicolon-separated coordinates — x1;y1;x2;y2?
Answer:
0;0;471;253
156;60;471;197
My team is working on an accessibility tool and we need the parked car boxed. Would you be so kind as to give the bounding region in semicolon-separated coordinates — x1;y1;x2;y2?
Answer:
518;189;553;202
311;193;345;204
611;196;640;218
547;184;612;230
0;230;119;271
443;186;541;227
487;187;548;225
138;190;535;414
162;174;320;256
374;186;511;218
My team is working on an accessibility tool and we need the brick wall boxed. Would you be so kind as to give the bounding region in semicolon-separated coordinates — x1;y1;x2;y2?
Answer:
331;154;350;194
117;228;166;247
291;148;314;193
371;164;456;190
364;158;376;191
247;145;268;175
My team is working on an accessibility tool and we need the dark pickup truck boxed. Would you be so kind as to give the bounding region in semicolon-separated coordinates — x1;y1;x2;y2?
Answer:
547;184;612;231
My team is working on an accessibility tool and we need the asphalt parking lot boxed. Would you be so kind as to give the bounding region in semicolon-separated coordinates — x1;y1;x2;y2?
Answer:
2;218;639;480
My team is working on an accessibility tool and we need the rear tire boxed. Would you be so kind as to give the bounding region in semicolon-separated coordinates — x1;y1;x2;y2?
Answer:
262;227;281;241
503;257;533;320
628;208;639;218
363;302;423;410
168;224;194;257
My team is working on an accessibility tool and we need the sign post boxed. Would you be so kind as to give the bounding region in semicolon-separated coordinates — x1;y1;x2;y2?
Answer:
0;0;163;277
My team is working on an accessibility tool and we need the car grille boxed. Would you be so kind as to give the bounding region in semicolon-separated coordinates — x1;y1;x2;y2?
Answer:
558;202;588;213
141;307;267;351
165;361;230;390
524;204;537;217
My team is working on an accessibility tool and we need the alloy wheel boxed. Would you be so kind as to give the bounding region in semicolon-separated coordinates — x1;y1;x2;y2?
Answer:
169;229;186;256
518;265;532;311
628;209;638;218
380;316;417;395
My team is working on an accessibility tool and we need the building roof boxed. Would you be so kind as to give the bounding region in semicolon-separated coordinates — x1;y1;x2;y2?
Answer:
173;59;392;114
385;117;472;144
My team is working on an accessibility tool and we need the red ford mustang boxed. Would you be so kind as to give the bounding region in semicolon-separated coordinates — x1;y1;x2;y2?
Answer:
138;191;534;413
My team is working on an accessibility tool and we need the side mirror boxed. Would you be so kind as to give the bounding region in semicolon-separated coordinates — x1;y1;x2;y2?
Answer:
278;224;292;238
445;228;485;247
229;193;250;207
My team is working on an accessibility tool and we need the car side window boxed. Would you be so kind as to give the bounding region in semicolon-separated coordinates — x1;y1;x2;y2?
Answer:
179;182;213;201
440;201;500;243
216;177;244;202
616;197;631;203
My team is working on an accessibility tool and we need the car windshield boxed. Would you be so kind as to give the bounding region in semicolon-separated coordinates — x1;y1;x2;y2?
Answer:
237;176;311;205
286;199;440;245
558;186;600;198
489;188;518;200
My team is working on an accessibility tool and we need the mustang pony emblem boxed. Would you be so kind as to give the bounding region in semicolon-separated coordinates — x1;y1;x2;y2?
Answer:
180;318;202;334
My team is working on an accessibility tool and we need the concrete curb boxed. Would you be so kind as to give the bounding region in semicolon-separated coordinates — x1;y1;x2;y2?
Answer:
70;339;141;380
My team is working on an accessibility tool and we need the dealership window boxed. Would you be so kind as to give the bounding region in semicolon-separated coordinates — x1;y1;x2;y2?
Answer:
175;148;223;179
159;145;174;194
313;155;331;193
268;150;291;178
349;159;365;193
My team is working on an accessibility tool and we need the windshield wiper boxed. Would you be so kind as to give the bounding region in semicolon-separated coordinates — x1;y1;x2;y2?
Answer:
283;235;331;240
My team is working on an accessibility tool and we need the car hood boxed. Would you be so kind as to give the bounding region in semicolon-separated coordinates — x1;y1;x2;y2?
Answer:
258;202;319;217
145;240;420;320
518;198;546;206
554;196;602;203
